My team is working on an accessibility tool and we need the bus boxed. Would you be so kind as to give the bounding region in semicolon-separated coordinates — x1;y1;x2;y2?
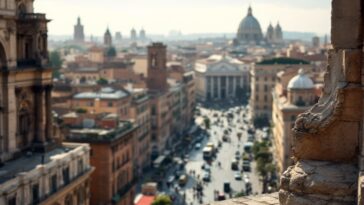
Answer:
203;147;213;160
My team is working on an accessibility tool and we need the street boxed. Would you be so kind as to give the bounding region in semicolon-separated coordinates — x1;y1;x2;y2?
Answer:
158;103;264;205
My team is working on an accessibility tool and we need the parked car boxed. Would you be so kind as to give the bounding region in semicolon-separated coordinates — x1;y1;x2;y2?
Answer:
195;143;201;149
243;174;250;183
234;172;242;180
242;161;251;172
223;182;231;193
231;159;239;170
202;172;211;182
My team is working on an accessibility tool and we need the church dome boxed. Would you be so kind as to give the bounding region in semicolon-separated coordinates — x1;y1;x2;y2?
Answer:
237;6;263;44
288;69;314;90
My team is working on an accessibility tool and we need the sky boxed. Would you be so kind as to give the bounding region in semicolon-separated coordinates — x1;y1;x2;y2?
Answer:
34;0;331;37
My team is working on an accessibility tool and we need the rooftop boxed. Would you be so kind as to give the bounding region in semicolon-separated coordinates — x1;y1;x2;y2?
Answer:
68;121;135;142
74;87;129;100
256;57;309;65
0;144;79;183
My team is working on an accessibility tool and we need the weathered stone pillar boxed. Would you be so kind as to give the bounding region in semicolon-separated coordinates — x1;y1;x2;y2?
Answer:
279;0;363;204
33;85;45;144
45;84;52;142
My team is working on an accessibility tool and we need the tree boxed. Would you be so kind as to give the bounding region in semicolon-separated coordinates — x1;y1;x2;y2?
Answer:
253;116;269;128
49;51;62;78
152;195;172;205
97;78;108;85
105;46;117;58
203;117;210;129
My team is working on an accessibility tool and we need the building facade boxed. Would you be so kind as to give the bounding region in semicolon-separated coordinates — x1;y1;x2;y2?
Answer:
72;87;131;120
128;88;151;175
272;69;318;174
0;1;93;204
194;55;250;102
67;122;136;205
249;58;311;121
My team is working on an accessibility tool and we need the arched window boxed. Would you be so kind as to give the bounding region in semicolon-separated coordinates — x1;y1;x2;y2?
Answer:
17;3;27;17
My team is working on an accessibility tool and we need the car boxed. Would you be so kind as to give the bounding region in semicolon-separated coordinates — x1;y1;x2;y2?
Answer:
234;172;242;180
217;192;226;201
202;172;211;181
242;161;251;172
195;143;201;149
223;182;231;193
231;159;239;170
247;135;255;142
167;176;175;184
243;174;250;183
178;174;188;186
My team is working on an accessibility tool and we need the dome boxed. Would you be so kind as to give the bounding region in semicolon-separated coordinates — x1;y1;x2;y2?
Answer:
236;6;263;44
287;69;314;90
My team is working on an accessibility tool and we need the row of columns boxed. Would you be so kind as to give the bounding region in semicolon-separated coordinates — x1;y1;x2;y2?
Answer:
208;76;241;99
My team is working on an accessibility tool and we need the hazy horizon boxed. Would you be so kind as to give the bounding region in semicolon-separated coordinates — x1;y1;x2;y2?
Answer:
35;0;331;37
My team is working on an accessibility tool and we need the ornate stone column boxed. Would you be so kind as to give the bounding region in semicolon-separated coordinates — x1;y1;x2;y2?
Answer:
279;0;362;204
45;85;52;142
33;85;45;144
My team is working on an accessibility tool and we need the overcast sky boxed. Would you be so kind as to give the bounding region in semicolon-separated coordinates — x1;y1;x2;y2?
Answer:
34;0;331;37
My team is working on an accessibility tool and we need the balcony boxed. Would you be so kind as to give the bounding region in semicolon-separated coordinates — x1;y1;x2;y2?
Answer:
18;13;46;21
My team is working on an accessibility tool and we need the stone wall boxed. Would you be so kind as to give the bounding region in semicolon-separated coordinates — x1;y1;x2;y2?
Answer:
279;0;363;204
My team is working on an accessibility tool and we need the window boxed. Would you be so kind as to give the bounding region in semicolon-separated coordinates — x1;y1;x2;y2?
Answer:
7;197;16;205
32;184;39;205
107;101;113;107
255;95;259;101
151;105;157;115
255;84;259;91
78;159;83;174
63;167;70;185
264;95;268;102
151;134;157;141
50;175;57;194
264;85;268;92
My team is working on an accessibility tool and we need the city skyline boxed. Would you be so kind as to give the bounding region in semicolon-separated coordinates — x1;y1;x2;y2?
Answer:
35;0;331;37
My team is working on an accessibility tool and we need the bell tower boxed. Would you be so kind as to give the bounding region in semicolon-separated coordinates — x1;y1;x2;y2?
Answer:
0;0;54;163
147;42;168;92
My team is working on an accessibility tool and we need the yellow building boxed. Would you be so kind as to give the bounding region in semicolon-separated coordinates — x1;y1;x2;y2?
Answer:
272;69;319;174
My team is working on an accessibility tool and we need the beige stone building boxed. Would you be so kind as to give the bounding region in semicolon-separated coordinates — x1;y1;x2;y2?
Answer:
194;55;250;101
72;87;131;120
250;58;312;121
272;69;319;174
0;1;94;204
